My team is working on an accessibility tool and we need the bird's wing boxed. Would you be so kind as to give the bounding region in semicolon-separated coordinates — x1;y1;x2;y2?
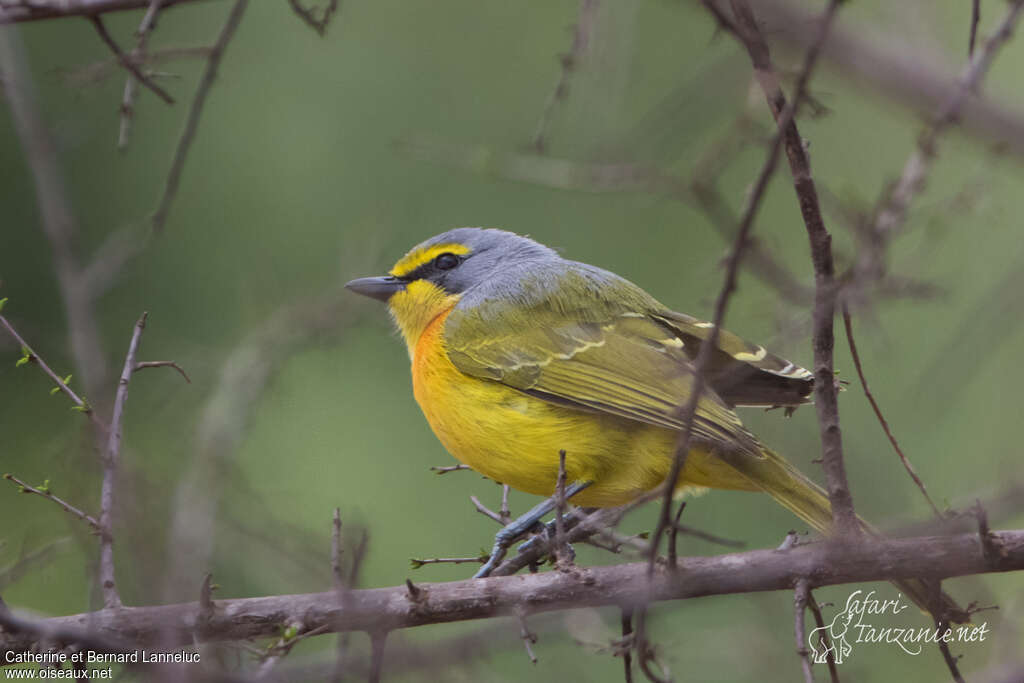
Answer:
443;266;783;456
652;310;814;407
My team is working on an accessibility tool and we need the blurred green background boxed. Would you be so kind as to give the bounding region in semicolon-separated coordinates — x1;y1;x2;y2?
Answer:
2;1;1023;680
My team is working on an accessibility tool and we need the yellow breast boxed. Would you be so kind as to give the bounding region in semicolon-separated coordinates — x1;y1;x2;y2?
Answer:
405;306;753;507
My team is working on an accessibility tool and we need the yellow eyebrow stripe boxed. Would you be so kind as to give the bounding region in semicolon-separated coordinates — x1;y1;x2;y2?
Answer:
390;243;471;278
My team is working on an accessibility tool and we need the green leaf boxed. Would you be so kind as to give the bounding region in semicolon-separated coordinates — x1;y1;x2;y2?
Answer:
282;625;298;641
37;479;50;495
63;375;72;385
15;356;29;368
0;297;7;312
50;386;61;395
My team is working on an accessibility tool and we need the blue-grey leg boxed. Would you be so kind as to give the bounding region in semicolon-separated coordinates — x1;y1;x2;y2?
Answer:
474;481;591;578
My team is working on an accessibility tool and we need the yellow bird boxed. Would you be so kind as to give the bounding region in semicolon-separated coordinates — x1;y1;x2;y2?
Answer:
346;228;964;620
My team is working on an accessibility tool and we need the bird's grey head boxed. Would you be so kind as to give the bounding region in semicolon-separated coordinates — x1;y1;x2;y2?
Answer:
345;228;560;301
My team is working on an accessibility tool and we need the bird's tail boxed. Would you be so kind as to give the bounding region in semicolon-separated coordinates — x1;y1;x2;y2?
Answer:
717;446;970;624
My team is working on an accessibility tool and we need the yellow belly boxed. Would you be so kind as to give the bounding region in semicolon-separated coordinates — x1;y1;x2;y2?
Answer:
411;310;758;508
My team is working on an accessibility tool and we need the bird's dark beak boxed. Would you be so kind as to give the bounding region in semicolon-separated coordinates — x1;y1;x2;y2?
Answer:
345;276;406;302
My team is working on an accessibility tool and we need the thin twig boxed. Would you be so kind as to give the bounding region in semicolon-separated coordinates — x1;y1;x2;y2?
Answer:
806;591;840;683
87;14;174;104
620;608;634;683
500;484;511;524
634;608;670;683
151;0;248;234
118;0;165;149
2;473;100;530
470;495;506;525
133;360;191;382
0;313;100;426
728;0;858;538
430;463;471;474
794;578;814;683
409;556;486;569
935;615;966;683
649;0;840;571
672;521;746;549
970;0;981;57
532;0;598;153
287;0;340;36
841;304;942;518
331;508;344;590
99;312;149;608
666;501;686;567
516;612;538;664
554;450;569;567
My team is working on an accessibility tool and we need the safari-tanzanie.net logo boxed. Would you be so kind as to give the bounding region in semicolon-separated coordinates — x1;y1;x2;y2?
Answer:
808;590;990;663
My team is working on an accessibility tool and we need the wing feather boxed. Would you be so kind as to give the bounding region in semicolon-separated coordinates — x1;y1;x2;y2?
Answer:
443;264;786;458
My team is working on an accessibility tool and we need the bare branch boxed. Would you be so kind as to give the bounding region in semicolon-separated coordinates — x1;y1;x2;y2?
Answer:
620;608;634;683
554;449;569;567
793;578;814;683
287;0;339;37
98;312;149;608
742;0;1024;160
935;612;967;683
133;360;191;382
118;0;166;149
806;591;839;682
409;556;486;569
0;0;208;24
331;508;344;591
532;0;597;153
2;474;100;531
841;304;941;518
649;0;842;569
727;0;858;537
852;0;1024;291
470;495;506;525
969;0;981;57
87;14;175;104
429;463;471;474
151;0;248;234
2;529;1020;653
516;612;538;664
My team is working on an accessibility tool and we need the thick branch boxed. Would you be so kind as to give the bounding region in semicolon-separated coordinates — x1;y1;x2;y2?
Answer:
3;530;1021;654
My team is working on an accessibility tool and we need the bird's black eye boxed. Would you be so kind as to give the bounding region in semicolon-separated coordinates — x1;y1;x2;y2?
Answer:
434;252;460;270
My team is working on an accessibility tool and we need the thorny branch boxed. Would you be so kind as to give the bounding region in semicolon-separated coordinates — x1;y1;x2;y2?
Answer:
87;13;175;105
726;0;858;538
649;0;842;573
5;529;1018;657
